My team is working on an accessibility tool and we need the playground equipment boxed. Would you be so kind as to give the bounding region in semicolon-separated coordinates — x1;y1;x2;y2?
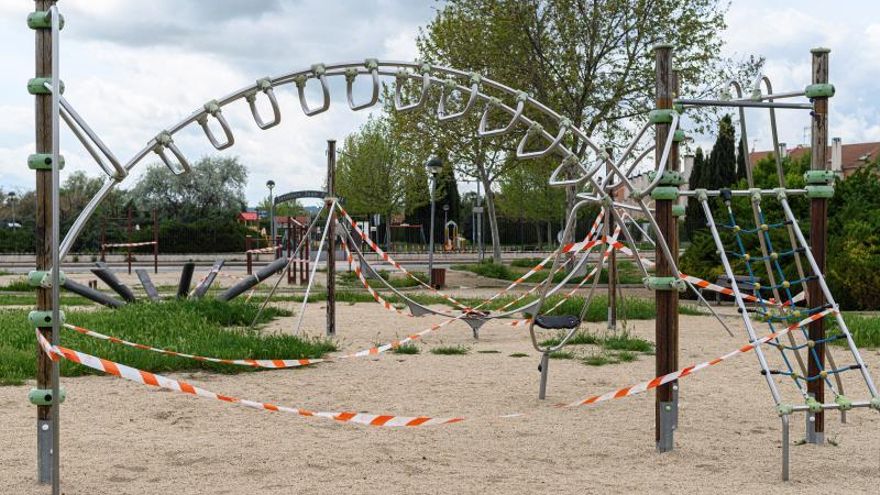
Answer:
26;3;879;493
99;206;158;274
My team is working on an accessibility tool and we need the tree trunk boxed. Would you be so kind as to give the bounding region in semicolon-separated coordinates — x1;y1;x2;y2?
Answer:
563;185;577;269
475;164;502;262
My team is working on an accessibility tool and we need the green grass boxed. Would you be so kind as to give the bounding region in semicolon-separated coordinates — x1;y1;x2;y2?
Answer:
0;294;94;306
583;354;616;366
452;260;644;285
338;269;427;289
0;299;334;386
451;261;515;280
603;332;653;353
509;352;529;358
614;350;638;362
0;277;31;292
549;350;576;360
832;314;880;348
430;345;470;355
477;349;501;354
392;343;420;354
540;331;600;348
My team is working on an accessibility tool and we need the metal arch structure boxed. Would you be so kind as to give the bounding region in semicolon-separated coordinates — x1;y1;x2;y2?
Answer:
274;190;327;205
58;59;676;276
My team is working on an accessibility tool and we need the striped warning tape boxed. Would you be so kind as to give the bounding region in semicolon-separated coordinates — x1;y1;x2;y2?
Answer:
246;245;281;255
509;226;620;327
337;205;471;310
101;241;157;248
64;323;324;369
37;329;461;427
44;309;837;427
341;238;409;317
560;308;835;408
677;274;804;307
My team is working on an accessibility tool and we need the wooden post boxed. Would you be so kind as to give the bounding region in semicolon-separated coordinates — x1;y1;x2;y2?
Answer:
653;43;679;453
152;209;158;274
34;0;58;484
807;47;830;444
605;147;617;331
326;140;337;337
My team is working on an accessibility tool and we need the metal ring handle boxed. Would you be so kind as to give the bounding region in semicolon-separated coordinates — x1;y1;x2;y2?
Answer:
246;78;281;130
478;92;526;137
394;63;432;112
437;74;480;121
152;131;191;175
295;64;331;116
516;118;570;160
197;100;235;150
346;59;380;111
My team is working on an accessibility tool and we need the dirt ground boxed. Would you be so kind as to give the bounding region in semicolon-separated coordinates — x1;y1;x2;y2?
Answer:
2;290;879;494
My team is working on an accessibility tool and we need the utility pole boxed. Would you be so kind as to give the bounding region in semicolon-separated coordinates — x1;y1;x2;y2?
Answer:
652;43;679;453
30;2;63;492
325;140;336;337
806;47;831;444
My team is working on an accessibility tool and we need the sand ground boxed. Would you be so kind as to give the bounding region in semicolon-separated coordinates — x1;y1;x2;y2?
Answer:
1;286;879;494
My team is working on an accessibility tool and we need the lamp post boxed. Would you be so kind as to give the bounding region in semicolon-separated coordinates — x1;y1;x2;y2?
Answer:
266;180;276;249
7;191;17;227
425;157;443;283
442;204;449;247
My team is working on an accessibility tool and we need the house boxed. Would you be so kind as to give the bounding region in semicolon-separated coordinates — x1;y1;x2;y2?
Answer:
237;211;259;227
749;140;879;178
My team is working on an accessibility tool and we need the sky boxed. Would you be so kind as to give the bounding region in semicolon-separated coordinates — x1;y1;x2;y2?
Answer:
2;0;880;206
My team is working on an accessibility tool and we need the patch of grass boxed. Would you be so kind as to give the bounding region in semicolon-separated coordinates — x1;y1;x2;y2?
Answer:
510;257;545;268
477;349;501;354
338;270;427;289
392;343;420;354
0;277;31;292
614;350;638;362
451;261;516;280
582;354;616;366
832;314;880;348
602;332;653;353
0;300;332;386
0;294;94;306
430;345;470;356
509;352;529;358
549;350;576;360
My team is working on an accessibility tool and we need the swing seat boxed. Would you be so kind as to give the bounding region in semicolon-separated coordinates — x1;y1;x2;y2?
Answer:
534;315;580;330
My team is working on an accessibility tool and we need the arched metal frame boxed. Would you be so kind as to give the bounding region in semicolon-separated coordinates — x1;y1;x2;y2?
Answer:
59;58;674;278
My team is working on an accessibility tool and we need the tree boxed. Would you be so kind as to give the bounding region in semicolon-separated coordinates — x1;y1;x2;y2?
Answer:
129;156;247;221
736;138;748;182
390;0;758;260
707;114;737;188
496;159;566;247
683;147;707;239
336;116;420;249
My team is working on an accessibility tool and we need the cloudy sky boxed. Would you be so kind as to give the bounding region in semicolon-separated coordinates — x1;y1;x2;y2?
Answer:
2;0;879;206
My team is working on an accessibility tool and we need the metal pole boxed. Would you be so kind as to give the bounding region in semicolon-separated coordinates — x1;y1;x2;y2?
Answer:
476;180;483;262
807;47;830;444
428;174;436;277
653;43;678;453
152;209;158;274
605;147;617;331
326;140;336;337
33;0;59;488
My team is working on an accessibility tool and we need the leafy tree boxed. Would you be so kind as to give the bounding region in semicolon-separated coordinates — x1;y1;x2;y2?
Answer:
707;114;737;188
736;138;748;182
684;147;707;239
129;156;247;222
496;159;566;247
336;116;421;249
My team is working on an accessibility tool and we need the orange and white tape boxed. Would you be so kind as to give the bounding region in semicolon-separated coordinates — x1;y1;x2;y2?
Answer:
101;241;157;249
246;245;281;255
37;330;460;427
560;308;835;407
64;323;324;369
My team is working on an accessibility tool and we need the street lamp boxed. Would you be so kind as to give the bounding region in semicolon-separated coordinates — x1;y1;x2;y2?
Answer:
7;191;17;227
425;157;443;282
442;204;450;247
266;180;276;247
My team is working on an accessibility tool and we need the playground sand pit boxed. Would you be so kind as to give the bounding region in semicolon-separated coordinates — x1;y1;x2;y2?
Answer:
1;303;879;494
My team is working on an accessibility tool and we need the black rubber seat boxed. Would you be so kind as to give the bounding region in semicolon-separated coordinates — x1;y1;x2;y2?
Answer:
534;314;580;330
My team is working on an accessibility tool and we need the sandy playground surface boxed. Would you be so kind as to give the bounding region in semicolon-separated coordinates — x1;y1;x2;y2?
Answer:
2;294;880;494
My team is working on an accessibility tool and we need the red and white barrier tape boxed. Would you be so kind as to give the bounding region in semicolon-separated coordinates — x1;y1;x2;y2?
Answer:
37;330;460;427
509;227;620;327
101;241;157;249
64;323;324;369
341;240;409;317
337;205;470;310
560;308;835;408
246;245;281;255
